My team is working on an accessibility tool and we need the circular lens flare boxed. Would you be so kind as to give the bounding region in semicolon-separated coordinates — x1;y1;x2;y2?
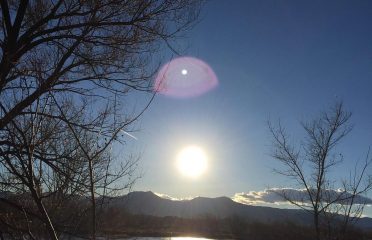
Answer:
176;146;208;178
154;57;218;98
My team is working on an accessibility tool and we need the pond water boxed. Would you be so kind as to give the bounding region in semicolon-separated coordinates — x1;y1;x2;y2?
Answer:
73;238;214;240
73;237;214;240
126;238;213;240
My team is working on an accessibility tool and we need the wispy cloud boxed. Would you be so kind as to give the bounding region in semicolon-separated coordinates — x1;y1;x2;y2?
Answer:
154;192;180;201
233;188;372;206
154;192;194;201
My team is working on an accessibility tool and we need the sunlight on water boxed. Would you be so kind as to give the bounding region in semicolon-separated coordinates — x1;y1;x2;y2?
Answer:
126;237;214;240
72;237;215;240
171;238;212;240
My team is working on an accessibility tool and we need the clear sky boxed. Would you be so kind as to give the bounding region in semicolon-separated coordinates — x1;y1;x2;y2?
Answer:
124;0;372;207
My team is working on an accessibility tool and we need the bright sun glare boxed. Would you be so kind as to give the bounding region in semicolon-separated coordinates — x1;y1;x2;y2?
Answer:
176;146;207;178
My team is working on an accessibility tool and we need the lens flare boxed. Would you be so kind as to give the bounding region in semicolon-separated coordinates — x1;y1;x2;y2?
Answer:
154;57;218;98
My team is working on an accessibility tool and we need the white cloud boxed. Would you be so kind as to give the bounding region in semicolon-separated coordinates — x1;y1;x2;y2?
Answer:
154;192;180;200
233;188;372;206
154;192;194;201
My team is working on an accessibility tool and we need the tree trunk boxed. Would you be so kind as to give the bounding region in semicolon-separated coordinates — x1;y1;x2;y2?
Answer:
88;158;96;240
314;213;320;240
30;189;58;240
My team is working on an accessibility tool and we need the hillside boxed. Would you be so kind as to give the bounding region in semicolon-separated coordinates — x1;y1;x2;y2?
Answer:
106;191;372;229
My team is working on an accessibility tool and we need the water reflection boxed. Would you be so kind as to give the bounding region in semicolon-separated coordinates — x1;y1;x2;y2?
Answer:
127;237;214;240
171;238;212;240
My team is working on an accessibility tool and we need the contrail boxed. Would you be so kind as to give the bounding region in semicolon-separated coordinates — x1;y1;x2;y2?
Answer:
120;130;138;140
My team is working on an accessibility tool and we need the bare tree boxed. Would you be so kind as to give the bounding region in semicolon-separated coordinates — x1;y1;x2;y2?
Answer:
269;102;372;240
0;95;141;239
0;0;203;239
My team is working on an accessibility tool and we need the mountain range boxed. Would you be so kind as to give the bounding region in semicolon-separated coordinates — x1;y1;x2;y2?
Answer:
107;191;372;230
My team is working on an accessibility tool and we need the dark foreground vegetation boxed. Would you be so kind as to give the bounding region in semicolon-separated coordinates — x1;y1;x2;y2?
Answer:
1;197;371;240
93;211;372;240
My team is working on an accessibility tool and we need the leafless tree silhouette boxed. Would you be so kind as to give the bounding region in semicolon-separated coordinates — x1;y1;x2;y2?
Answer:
269;102;372;240
0;0;203;239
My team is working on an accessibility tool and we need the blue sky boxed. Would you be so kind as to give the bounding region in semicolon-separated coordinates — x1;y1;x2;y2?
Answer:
123;0;372;210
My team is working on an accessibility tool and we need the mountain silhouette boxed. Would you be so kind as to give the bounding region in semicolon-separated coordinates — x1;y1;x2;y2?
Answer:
106;191;372;229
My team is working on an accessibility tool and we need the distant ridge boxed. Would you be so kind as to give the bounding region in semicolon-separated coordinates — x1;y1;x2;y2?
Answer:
107;191;372;229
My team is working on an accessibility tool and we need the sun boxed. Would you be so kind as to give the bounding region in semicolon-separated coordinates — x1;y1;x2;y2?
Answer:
176;146;208;178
